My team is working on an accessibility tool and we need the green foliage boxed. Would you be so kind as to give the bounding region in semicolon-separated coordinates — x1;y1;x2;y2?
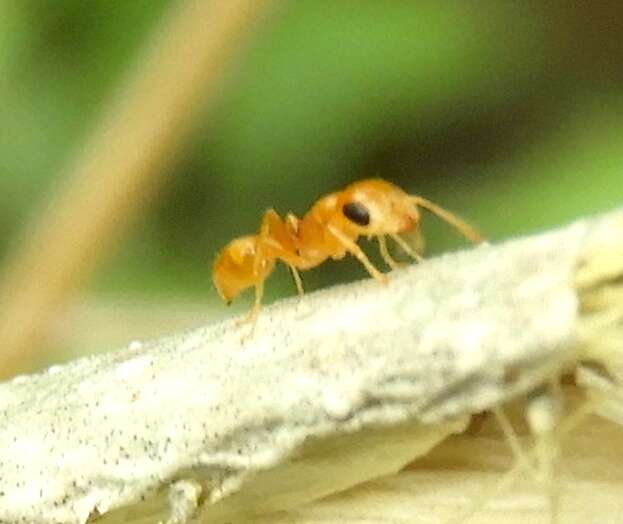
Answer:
2;1;623;301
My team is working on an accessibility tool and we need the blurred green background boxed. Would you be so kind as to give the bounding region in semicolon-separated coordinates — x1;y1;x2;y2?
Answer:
2;1;623;364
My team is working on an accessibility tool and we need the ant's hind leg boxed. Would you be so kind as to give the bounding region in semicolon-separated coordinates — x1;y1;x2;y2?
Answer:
328;226;387;284
390;233;424;263
256;209;284;273
285;212;300;235
289;266;304;296
237;281;264;330
377;236;402;270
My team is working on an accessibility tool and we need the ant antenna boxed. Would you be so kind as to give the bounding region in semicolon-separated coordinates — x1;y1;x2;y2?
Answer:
410;196;483;244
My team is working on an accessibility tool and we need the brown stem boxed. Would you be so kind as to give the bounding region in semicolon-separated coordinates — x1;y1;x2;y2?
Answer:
0;0;277;379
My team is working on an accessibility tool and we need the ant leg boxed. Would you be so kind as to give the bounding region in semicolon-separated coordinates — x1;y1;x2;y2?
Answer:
289;265;304;296
410;196;483;244
237;280;264;329
377;236;402;270
445;394;596;524
390;233;424;263
285;212;300;235
526;385;564;524
256;209;284;274
493;406;537;477
260;208;284;231
444;401;553;524
251;279;265;319
258;209;304;268
328;226;387;283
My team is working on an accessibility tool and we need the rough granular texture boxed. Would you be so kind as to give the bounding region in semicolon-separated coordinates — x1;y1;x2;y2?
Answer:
1;211;611;524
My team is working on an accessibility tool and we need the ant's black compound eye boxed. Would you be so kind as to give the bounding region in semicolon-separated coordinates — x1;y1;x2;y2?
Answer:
342;201;370;226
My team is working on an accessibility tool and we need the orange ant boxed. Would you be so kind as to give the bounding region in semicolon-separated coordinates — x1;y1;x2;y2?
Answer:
213;178;482;323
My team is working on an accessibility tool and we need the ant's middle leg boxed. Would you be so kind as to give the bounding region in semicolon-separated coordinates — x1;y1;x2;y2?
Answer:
258;209;304;265
258;209;305;297
289;265;304;296
256;209;286;273
237;280;264;332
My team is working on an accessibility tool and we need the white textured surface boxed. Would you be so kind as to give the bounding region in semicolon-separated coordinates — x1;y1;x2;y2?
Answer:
0;212;607;524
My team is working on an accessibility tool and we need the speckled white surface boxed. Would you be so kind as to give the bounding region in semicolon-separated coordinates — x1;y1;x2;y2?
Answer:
0;214;598;524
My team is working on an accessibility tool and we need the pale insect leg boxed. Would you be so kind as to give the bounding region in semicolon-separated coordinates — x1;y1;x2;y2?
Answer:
524;388;605;524
443;405;538;524
237;280;264;332
523;388;606;522
289;265;304;296
377;236;402;270
493;406;538;477
526;385;563;524
328;225;387;283
260;211;303;296
256;208;284;274
285;213;305;294
390;233;424;263
445;388;597;524
443;408;544;524
410;196;482;244
285;212;300;234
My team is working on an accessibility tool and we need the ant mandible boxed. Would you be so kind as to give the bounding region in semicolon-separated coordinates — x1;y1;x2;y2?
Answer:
213;178;482;323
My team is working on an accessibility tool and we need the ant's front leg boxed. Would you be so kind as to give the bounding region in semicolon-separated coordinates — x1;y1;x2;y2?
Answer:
377;236;404;270
390;233;424;263
328;226;387;284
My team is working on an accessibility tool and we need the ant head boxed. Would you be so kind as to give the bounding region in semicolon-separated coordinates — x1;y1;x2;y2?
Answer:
212;236;273;303
336;178;419;235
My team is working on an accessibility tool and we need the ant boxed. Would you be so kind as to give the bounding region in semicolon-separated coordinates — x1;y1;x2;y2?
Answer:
213;178;482;323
